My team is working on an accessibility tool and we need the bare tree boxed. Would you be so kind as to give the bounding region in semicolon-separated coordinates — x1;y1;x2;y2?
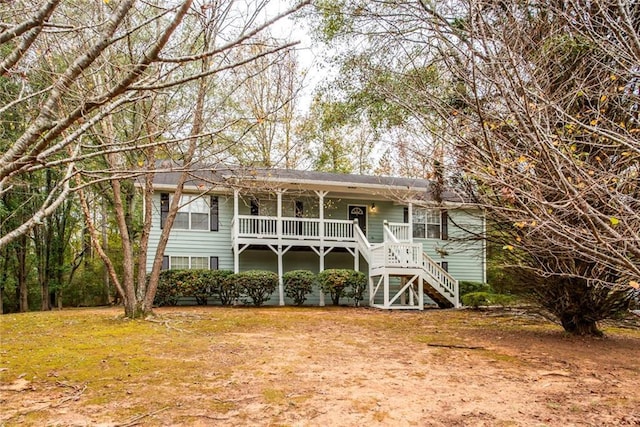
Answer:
219;35;306;168
1;0;310;317
311;0;639;334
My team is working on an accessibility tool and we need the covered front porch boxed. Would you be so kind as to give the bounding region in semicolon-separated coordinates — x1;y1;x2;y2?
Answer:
230;188;417;306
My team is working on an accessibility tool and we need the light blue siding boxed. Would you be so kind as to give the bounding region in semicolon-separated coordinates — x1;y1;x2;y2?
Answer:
148;189;486;306
146;192;234;271
415;208;485;283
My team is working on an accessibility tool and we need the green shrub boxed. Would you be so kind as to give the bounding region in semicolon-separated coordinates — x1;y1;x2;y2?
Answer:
194;270;233;305
154;270;188;306
283;270;316;306
346;270;367;306
152;269;233;306
218;275;239;306
318;269;353;306
232;270;278;306
459;281;491;296
462;291;515;309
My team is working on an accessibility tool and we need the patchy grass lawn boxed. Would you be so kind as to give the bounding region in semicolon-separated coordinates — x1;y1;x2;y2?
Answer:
1;306;639;426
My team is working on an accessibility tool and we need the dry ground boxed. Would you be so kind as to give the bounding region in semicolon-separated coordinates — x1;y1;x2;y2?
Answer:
1;306;639;426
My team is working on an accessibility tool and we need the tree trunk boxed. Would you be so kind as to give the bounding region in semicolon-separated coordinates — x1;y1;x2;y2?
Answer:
560;314;602;337
16;235;28;312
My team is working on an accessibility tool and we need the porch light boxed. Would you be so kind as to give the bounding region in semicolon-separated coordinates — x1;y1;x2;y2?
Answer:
370;203;377;212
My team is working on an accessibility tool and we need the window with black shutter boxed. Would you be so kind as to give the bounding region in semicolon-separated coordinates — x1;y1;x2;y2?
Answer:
210;195;219;231
160;193;169;229
441;210;449;240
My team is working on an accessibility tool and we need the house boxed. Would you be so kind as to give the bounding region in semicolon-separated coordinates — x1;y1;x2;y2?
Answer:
147;166;486;309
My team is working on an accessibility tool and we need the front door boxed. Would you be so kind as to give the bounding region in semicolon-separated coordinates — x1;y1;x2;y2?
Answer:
348;205;367;236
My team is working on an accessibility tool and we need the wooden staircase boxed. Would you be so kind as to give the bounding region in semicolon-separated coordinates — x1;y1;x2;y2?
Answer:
354;221;459;310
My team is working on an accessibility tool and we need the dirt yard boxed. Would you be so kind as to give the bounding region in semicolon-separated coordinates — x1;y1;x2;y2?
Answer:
1;306;639;426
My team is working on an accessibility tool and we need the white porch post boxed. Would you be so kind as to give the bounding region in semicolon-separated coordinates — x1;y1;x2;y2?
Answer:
368;276;374;306
408;202;413;243
315;190;327;306
418;274;424;310
384;274;390;308
233;189;239;273
277;190;285;306
354;247;359;271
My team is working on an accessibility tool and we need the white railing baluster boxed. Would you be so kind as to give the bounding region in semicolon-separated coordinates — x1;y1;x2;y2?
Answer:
386;222;411;242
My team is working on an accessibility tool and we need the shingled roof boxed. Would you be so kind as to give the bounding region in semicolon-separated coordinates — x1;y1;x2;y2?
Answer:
149;162;469;205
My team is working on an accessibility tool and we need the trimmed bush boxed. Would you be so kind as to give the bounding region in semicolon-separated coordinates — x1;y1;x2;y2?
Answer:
318;269;353;306
459;281;491;296
154;270;190;306
283;270;316;306
346;270;367;306
152;269;233;306
232;270;278;306
462;291;515;309
218;275;240;306
194;270;233;305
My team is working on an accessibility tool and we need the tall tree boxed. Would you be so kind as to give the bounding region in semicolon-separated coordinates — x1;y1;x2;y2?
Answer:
311;0;639;334
0;0;309;249
223;37;306;168
1;0;311;317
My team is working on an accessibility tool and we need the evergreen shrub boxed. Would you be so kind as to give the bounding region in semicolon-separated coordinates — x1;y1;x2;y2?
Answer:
346;270;367;306
283;270;316;306
153;269;233;306
231;270;278;306
318;269;361;306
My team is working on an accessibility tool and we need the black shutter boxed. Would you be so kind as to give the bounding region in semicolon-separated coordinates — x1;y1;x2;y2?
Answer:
403;207;409;223
162;255;169;270
441;210;449;240
441;261;449;272
160;193;169;229
209;256;219;270
210;195;219;231
250;198;259;216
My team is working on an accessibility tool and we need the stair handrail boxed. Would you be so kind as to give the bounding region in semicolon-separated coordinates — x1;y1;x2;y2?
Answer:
352;219;372;263
420;252;459;307
382;220;400;243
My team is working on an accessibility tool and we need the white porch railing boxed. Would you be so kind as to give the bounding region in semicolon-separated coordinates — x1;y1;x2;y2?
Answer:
237;215;354;241
282;218;319;238
375;222;459;308
353;221;372;263
421;253;458;303
324;219;354;240
383;222;399;243
371;243;422;269
386;222;411;243
238;216;278;237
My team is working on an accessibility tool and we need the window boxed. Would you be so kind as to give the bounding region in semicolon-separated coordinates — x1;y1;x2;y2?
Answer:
169;256;210;270
413;208;448;239
170;256;190;269
190;257;208;269
161;193;219;231
172;195;209;230
282;200;304;217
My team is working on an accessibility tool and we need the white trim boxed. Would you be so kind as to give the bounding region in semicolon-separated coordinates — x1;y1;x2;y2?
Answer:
167;255;210;270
